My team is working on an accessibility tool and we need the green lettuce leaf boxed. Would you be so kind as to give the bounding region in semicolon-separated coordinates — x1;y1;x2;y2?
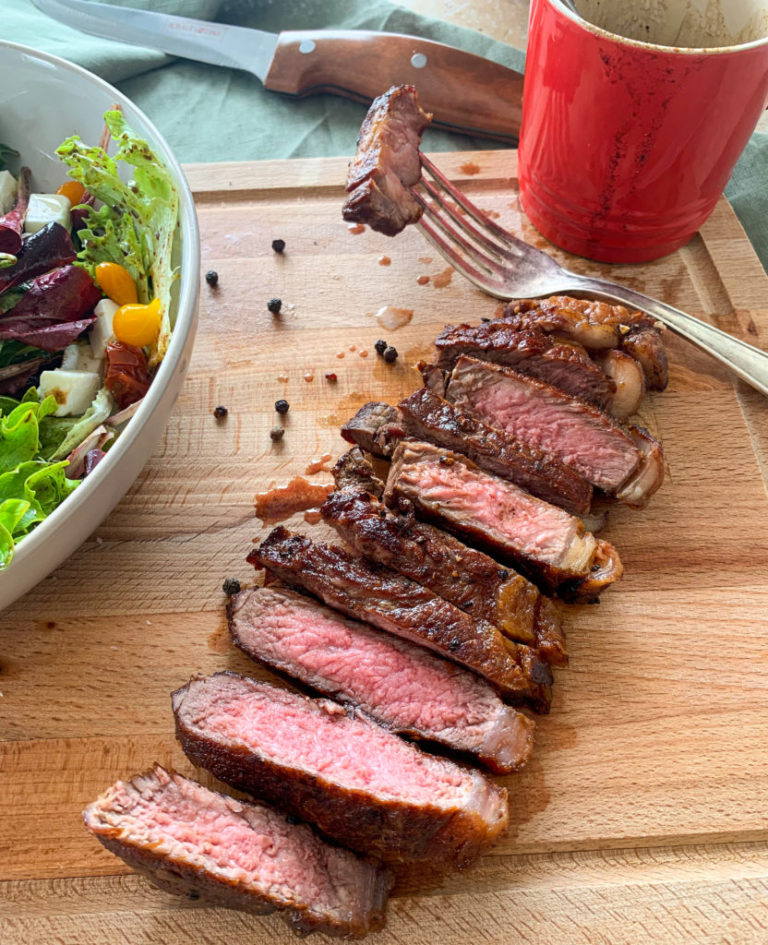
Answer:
0;394;80;569
48;386;114;461
56;110;179;366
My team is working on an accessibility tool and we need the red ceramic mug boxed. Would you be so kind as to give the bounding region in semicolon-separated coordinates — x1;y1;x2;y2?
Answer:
518;0;768;263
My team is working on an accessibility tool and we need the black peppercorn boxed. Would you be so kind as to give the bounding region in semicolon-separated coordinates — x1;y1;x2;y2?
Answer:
270;426;285;441
222;577;241;595
274;399;290;415
205;270;218;286
213;405;228;420
383;345;398;363
267;297;282;314
271;238;286;253
374;339;388;356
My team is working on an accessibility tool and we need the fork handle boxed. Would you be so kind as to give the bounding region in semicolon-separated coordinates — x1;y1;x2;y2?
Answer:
575;276;768;398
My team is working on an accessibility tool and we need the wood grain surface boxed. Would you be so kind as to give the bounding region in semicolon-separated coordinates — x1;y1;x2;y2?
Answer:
1;151;768;944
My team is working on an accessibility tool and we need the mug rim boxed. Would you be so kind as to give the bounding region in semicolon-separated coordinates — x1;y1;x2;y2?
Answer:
548;0;768;55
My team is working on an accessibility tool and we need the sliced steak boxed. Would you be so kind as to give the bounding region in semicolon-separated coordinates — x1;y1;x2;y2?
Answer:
434;322;615;408
444;356;664;506
84;765;391;939
331;445;386;498
342;85;432;236
249;526;553;711
341;402;405;458
322;483;567;667
341;392;592;516
384;441;623;600
228;585;535;772
502;296;668;391
172;673;509;870
400;388;593;515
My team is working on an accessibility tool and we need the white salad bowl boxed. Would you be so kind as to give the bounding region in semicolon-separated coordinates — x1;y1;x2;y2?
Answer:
0;41;199;611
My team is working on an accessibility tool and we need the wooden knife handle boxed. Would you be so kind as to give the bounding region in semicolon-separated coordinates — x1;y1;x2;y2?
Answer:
264;30;523;142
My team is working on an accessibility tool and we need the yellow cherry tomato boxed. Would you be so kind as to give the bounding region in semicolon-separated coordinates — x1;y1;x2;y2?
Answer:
113;297;162;348
56;180;86;205
95;261;139;306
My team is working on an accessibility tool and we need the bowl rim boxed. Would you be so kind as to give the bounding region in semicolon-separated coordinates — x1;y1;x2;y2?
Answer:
0;40;200;577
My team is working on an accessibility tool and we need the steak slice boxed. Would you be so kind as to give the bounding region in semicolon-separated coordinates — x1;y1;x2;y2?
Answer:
228;585;535;772
502;296;668;391
340;402;405;459
249;526;553;711
83;765;391;939
434;322;615;408
400;388;593;516
172;673;509;870
322;483;567;667
332;445;386;497
444;356;664;506
342;85;432;236
341;391;592;516
385;441;623;600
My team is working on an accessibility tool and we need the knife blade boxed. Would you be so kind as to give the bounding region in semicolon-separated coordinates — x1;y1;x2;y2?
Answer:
31;0;522;142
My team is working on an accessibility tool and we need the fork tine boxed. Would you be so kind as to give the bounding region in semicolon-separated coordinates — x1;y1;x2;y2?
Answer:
417;175;523;267
411;187;507;278
420;152;534;253
416;216;509;298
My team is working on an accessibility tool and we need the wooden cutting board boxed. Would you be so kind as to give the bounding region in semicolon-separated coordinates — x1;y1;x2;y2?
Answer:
2;151;768;944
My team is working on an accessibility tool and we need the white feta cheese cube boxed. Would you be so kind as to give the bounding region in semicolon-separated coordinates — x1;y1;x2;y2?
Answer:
23;193;71;234
60;340;104;374
89;298;119;358
0;171;17;214
38;370;101;417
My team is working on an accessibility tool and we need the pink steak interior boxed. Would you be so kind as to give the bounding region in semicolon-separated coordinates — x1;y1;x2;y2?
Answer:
181;675;476;806
85;766;364;913
246;586;501;732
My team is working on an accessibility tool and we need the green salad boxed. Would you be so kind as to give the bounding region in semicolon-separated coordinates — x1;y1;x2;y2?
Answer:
0;110;180;569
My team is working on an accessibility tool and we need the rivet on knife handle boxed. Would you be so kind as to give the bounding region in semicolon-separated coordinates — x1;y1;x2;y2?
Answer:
265;30;523;142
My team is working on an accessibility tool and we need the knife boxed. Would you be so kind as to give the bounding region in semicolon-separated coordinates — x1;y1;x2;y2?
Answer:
31;0;522;143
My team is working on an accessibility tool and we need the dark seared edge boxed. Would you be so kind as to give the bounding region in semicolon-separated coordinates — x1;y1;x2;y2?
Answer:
434;321;615;408
341;402;405;458
332;444;387;498
322;481;567;667
501;296;668;391
172;675;509;871
248;527;553;711
340;392;592;516
384;441;623;602
342;85;432;236
84;767;391;939
227;585;536;772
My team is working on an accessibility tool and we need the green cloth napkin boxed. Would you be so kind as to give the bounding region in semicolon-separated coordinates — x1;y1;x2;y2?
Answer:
4;0;767;271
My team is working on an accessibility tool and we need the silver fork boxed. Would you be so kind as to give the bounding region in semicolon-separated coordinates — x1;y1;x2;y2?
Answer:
412;153;768;398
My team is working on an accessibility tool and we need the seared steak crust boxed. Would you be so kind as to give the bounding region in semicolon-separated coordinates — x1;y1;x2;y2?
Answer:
84;765;391;939
228;585;535;772
342;85;432;236
341;402;405;458
332;445;386;498
173;674;509;871
384;441;623;600
249;526;553;710
435;322;615;408
322;483;567;667
341;392;592;516
502;296;668;391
